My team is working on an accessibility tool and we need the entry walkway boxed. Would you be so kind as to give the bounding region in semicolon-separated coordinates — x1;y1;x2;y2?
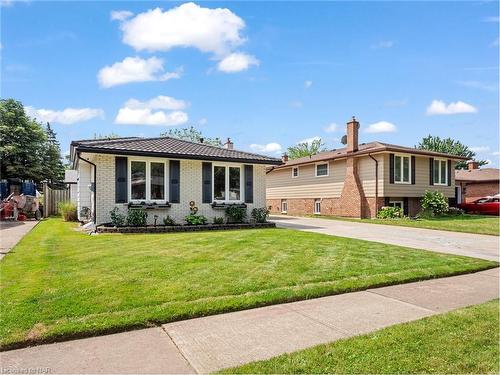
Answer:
0;220;39;260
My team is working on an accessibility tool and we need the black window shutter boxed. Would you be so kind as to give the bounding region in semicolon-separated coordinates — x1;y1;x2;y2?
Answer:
403;197;409;216
202;162;212;203
429;158;434;185
384;197;390;206
169;160;180;203
389;154;395;184
447;160;452;186
115;157;128;203
244;165;253;203
411;156;416;185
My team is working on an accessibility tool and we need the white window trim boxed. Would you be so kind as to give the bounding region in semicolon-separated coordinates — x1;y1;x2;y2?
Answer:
433;158;448;186
389;200;404;209
315;162;329;177
291;166;299;178
281;200;288;214
314;199;321;215
128;157;169;203
394;153;411;185
212;162;244;203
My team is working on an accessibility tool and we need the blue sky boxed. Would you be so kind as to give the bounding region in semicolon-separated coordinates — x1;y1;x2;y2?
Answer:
1;1;499;164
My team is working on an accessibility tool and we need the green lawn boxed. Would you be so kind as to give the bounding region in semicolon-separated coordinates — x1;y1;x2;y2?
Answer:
309;214;500;236
0;219;496;350
223;299;499;374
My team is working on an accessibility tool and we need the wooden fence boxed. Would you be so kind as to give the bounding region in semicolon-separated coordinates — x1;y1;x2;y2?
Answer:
43;183;70;217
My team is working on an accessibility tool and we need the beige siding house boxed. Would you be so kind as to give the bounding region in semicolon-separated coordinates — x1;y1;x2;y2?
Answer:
69;137;280;225
267;118;464;218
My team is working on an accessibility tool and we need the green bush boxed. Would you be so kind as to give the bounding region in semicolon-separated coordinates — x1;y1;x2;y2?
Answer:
110;207;126;227
213;216;224;225
251;207;270;223
225;205;247;223
377;206;403;219
163;215;176;226
185;214;207;225
421;190;449;216
127;208;148;226
58;202;77;221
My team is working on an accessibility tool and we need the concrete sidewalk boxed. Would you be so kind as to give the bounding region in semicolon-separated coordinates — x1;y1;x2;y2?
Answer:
0;220;39;260
1;268;498;374
271;215;499;261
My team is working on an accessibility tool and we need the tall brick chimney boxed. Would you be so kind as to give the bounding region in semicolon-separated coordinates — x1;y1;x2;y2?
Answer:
467;160;479;170
346;116;359;153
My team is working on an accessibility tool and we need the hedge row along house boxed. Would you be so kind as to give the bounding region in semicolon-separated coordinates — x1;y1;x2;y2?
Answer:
69;137;281;225
266;117;467;218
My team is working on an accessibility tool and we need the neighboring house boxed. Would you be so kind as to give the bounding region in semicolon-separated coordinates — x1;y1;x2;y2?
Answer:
69;137;281;225
266;117;466;218
455;161;500;203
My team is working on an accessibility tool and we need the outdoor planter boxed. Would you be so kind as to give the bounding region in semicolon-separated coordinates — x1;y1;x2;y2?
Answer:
96;222;276;233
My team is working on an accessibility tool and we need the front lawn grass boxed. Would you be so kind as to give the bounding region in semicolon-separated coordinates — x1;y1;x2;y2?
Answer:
309;214;500;236
1;219;497;350
223;299;499;374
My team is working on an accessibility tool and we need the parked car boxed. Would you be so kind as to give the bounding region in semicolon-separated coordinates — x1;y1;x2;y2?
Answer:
458;195;500;216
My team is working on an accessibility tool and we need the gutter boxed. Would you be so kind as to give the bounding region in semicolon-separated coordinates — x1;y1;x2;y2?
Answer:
368;153;379;208
77;152;97;224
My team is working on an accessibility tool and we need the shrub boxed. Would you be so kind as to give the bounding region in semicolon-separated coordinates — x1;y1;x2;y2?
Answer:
251;207;270;223
377;206;403;219
213;216;224;225
447;207;465;216
110;207;126;227
163;215;176;226
185;214;207;225
421;190;449;216
58;202;77;221
127;208;148;226
225;205;247;223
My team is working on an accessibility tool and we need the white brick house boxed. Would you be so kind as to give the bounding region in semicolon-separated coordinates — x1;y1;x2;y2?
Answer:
69;137;281;225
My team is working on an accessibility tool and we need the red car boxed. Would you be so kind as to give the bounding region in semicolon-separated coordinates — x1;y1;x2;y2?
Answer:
458;195;500;216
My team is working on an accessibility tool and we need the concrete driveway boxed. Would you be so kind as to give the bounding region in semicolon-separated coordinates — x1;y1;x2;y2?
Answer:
271;215;499;261
0;220;39;260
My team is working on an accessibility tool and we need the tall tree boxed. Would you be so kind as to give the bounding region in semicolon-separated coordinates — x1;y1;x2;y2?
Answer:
287;138;326;159
416;135;487;170
43;122;65;185
0;99;47;183
161;126;222;147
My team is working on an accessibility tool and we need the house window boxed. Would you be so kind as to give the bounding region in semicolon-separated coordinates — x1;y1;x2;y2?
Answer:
292;167;299;178
314;199;321;214
213;165;243;202
316;163;329;177
281;199;288;213
389;200;404;209
433;159;448;185
129;160;167;202
394;155;411;184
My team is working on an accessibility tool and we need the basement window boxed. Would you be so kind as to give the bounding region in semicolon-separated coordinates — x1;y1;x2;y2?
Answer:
314;199;321;214
281;199;288;214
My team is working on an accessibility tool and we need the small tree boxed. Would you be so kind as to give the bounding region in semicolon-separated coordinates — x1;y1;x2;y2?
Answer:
287;138;326;160
421;190;449;216
416;135;487;170
43;123;65;185
161;126;222;147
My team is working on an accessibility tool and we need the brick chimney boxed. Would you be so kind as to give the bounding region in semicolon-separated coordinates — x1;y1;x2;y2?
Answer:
467;160;479;170
346;116;360;153
281;153;289;163
223;138;234;150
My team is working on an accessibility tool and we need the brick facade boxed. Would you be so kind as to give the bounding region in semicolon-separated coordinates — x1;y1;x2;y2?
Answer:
461;181;499;203
339;157;367;217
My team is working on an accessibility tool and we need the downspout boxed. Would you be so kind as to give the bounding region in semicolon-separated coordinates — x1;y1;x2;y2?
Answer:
368;154;379;215
77;152;97;224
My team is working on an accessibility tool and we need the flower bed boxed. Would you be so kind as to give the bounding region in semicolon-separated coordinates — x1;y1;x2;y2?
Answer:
96;222;276;233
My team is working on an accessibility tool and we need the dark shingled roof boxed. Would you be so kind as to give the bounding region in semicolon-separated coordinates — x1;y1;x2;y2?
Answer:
455;168;500;182
71;137;282;165
272;141;467;170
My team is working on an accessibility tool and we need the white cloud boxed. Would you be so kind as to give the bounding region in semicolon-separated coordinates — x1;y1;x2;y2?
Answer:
323;123;338;133
455;80;497;91
370;40;395;49
426;100;477;115
365;121;397;133
304;80;313;89
249;142;282;154
97;56;181;88
299;136;321;145
114;96;188;126
26;106;104;124
470;146;490;153
119;3;245;56
217;52;259;73
110;10;134;21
